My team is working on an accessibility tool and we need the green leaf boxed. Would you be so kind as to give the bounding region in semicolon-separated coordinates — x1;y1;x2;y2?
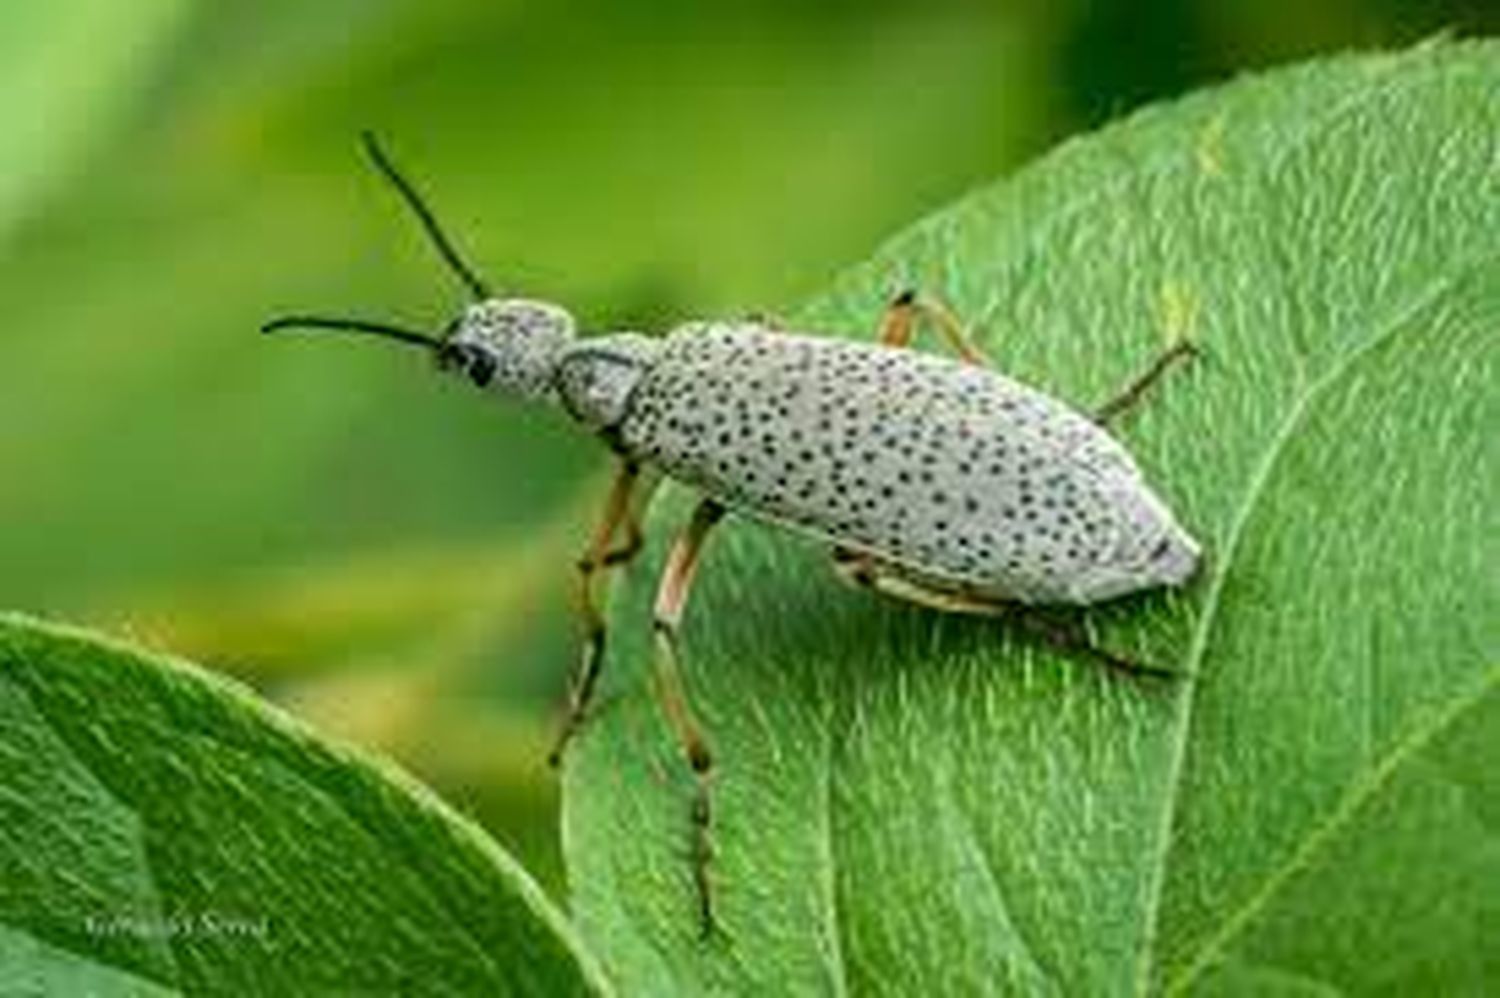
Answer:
563;41;1498;994
0;614;611;996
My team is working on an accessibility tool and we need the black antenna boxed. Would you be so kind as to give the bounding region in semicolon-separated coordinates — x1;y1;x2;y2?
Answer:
261;315;443;350
360;130;492;301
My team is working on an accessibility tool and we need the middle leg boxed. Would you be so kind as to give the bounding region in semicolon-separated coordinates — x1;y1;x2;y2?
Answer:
831;549;1174;680
838;289;996;571
651;496;728;937
877;289;991;366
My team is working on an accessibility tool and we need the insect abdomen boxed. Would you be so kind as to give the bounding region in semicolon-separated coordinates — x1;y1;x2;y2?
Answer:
619;324;1196;604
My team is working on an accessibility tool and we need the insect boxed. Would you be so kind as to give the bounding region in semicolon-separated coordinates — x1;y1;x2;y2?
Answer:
264;133;1201;937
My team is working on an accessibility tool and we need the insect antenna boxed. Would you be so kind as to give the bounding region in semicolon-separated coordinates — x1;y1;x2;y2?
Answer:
260;315;442;351
360;130;493;302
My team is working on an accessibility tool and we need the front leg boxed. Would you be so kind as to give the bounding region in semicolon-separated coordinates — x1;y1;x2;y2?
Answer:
549;459;662;767
651;495;727;937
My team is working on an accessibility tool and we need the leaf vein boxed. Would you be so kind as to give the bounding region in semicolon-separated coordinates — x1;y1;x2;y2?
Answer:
949;795;1054;992
1169;665;1500;993
1131;257;1485;996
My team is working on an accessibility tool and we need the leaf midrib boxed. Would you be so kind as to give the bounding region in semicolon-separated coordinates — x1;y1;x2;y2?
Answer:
1132;253;1496;995
858;49;1477;995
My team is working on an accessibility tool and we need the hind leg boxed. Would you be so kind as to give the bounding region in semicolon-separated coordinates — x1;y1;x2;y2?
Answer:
829;549;1173;680
877;288;1199;425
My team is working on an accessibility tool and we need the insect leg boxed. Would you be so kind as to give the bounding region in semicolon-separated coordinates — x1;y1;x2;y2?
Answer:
998;605;1176;680
549;460;661;767
1092;340;1199;426
651;496;727;937
832;552;1174;680
877;289;991;366
602;464;663;567
744;309;788;331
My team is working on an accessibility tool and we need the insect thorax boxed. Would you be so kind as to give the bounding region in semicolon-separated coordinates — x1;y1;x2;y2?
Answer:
554;334;662;433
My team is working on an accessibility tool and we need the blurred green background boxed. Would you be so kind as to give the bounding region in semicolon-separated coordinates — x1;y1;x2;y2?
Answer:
3;0;1492;896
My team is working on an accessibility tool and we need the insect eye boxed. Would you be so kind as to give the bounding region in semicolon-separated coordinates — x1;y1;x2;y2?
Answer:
467;353;497;387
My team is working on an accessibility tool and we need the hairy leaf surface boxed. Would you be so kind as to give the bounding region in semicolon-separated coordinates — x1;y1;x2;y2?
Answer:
0;615;610;996
564;41;1498;996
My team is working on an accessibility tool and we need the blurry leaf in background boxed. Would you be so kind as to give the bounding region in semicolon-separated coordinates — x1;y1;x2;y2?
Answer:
0;614;608;995
563;41;1498;994
1059;0;1500;125
112;483;586;686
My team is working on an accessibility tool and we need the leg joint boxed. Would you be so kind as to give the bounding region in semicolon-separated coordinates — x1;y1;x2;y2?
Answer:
688;739;713;774
601;533;642;567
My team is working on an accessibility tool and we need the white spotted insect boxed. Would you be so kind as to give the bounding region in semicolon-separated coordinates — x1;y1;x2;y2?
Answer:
264;133;1202;936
